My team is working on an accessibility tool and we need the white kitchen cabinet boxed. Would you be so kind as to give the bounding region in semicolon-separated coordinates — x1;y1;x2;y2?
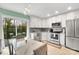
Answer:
48;15;62;28
41;19;49;28
61;14;67;27
30;16;49;28
41;32;48;41
30;16;42;28
66;12;75;20
55;15;62;22
48;17;57;28
74;10;79;18
48;18;51;28
60;33;65;46
41;19;44;28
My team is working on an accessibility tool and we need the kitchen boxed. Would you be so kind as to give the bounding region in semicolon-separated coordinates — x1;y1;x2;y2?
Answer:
0;3;79;55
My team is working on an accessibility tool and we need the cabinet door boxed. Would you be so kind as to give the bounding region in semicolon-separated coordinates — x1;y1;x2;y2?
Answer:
66;20;75;37
66;37;73;49
42;32;47;40
75;19;79;37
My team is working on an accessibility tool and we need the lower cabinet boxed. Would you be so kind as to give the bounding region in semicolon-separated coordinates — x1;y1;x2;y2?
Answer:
66;37;79;51
41;32;48;41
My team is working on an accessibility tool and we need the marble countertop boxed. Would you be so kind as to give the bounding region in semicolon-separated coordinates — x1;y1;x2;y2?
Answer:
16;39;46;55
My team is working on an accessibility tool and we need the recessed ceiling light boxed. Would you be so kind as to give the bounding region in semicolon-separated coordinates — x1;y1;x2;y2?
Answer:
47;14;50;16
55;11;59;14
68;6;72;10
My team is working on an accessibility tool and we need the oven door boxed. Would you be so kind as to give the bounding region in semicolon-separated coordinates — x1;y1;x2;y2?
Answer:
50;33;59;41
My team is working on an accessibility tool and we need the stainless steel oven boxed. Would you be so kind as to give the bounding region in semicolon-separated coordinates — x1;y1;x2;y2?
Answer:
50;33;59;42
48;22;62;45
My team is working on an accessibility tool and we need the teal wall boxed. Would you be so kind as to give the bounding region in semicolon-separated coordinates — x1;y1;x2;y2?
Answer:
0;8;30;19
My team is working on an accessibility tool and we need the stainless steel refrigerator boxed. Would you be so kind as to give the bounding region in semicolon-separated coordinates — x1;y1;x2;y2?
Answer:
66;19;79;51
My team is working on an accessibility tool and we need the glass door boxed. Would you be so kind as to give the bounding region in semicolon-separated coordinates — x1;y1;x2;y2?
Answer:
3;17;27;55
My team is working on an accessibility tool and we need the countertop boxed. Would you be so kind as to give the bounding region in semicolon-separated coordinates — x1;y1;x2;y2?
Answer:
16;39;46;55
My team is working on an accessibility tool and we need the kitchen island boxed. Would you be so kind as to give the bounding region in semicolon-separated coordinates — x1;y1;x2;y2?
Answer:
16;39;47;55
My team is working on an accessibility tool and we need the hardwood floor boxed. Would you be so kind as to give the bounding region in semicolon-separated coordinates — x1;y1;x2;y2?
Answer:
1;40;79;55
47;44;79;55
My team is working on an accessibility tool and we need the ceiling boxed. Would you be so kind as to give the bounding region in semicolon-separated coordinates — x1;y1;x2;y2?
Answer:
0;3;79;18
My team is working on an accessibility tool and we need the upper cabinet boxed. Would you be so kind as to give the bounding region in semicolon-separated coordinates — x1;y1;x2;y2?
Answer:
61;14;67;27
74;10;79;19
48;17;56;28
66;12;76;20
41;19;49;28
30;16;49;28
30;16;42;28
55;15;62;22
30;10;79;28
48;15;62;28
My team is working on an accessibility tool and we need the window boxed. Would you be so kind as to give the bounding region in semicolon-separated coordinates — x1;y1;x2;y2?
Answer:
3;17;27;46
16;20;27;39
3;17;16;39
